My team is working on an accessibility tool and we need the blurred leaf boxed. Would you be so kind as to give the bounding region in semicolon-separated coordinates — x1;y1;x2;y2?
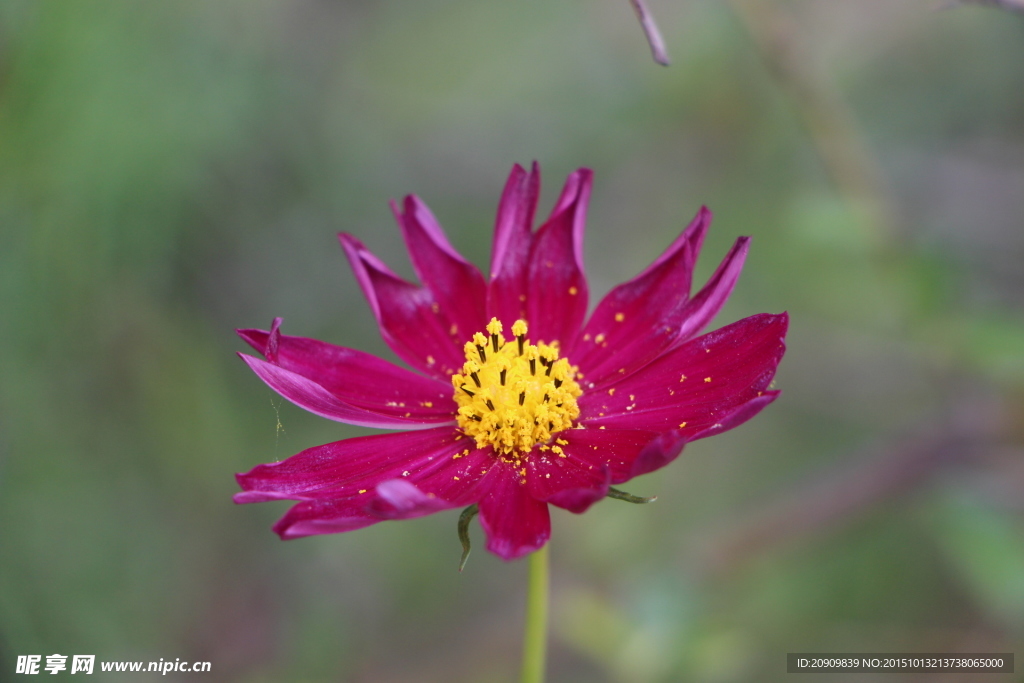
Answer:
927;493;1024;626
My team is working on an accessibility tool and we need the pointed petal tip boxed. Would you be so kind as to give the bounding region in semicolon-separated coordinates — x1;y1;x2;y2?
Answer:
267;318;282;362
338;233;367;268
397;193;431;222
731;235;753;263
767;310;791;336
337;232;364;253
388;197;402;222
271;515;294;539
552;168;594;215
236;350;262;369
400;193;415;214
499;161;540;195
273;520;319;541
273;518;361;540
503;162;528;185
236;319;282;358
339;233;383;270
233;490;296;504
678;205;713;264
690;390;782;441
236;329;262;351
570;167;594;189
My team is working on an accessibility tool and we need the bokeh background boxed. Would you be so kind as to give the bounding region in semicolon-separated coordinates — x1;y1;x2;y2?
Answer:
2;1;1023;681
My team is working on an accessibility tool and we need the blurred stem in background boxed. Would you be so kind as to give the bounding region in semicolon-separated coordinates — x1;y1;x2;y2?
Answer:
700;397;1008;574
713;0;1024;579
726;0;897;251
628;0;670;66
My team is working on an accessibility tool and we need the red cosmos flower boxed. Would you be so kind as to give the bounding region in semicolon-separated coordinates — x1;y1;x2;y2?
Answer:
236;164;787;561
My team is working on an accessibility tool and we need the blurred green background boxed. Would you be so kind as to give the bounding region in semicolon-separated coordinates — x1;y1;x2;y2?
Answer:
2;1;1023;681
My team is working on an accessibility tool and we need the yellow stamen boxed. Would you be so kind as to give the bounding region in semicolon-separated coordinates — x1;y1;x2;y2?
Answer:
452;317;581;457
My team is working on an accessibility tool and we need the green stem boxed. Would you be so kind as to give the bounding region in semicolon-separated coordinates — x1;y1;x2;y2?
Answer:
520;544;549;683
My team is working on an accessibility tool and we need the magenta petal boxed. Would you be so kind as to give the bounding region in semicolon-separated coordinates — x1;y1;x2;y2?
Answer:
477;463;551;560
544;470;611;514
617;394;776;479
239;326;455;420
689;390;780;440
527;427;663;512
485;165;593;345
528;450;611;513
265;316;282;362
570;207;712;385
579;313;788;434
671;236;750;345
393;195;487;342
524;169;592;345
367;479;454;519
266;436;497;538
340;234;466;378
487;163;541;324
636;205;709;285
367;447;501;519
272;498;379;539
235;427;474;502
628;429;690;478
527;442;612;514
239;354;451;429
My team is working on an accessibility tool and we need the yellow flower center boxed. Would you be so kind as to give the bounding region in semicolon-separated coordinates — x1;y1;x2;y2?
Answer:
452;318;582;456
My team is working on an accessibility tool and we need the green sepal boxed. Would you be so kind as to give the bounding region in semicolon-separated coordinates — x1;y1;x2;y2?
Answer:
457;503;479;572
607;487;657;504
